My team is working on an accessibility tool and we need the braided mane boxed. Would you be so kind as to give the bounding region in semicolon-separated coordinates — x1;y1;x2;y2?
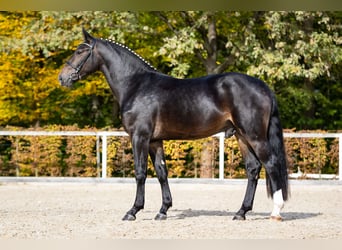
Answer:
99;38;157;71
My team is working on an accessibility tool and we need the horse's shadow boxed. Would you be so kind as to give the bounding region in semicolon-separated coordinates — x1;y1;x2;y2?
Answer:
169;209;321;221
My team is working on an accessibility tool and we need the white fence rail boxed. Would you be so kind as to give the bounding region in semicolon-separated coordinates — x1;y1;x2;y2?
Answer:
0;130;341;180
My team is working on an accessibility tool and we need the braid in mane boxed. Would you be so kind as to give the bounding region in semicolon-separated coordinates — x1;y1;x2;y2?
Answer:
99;38;157;71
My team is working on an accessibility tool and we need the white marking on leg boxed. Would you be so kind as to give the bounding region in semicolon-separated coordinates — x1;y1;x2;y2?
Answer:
271;189;284;219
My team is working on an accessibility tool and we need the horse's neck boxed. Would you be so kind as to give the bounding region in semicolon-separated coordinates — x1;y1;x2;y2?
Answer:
99;46;153;106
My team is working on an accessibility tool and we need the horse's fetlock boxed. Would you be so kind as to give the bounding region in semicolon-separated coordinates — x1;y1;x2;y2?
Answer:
163;200;172;208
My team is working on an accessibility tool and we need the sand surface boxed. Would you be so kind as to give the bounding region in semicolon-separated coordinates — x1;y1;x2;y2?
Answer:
0;179;341;239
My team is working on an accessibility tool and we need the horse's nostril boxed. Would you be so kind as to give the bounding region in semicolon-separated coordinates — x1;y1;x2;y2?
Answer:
58;75;64;84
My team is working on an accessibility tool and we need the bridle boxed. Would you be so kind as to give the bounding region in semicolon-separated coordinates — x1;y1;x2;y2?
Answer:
66;42;95;81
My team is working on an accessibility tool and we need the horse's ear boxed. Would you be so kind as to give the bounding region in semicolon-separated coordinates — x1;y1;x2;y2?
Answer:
82;28;94;43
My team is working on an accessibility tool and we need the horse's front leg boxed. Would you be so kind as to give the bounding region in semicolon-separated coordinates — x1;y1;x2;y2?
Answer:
122;134;150;221
149;140;172;220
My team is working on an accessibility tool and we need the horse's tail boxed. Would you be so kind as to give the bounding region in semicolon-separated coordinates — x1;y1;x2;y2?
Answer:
266;94;289;201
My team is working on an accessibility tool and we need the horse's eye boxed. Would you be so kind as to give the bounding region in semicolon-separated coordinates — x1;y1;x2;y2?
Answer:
76;50;82;55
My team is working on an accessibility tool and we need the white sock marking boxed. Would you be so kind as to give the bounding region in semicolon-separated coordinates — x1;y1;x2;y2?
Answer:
271;189;284;218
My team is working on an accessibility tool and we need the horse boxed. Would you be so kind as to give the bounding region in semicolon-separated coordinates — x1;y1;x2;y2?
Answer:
59;28;289;221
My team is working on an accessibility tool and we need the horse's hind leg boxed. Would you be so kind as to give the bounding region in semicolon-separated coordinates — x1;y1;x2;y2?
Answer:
149;140;172;220
233;137;262;220
250;140;285;221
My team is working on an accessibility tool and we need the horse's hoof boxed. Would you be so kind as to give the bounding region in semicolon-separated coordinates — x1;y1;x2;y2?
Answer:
232;214;246;221
155;213;167;220
122;213;136;221
270;216;282;222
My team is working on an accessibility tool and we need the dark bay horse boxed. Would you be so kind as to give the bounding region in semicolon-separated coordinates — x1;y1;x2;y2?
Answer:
59;29;289;221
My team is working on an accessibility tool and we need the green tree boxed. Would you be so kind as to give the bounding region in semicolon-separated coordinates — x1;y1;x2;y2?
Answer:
246;12;342;129
154;11;341;129
1;11;340;130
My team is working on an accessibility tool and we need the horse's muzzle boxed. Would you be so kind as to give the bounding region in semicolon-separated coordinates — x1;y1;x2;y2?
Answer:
58;73;73;87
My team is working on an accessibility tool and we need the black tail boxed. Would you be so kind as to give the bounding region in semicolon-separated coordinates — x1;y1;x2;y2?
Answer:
266;94;289;201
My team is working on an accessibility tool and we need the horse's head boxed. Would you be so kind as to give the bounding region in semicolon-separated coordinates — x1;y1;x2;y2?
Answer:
58;28;99;87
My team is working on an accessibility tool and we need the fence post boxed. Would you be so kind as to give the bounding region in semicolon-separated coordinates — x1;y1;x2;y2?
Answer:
96;135;100;177
219;132;225;180
15;137;19;177
101;135;107;178
339;134;342;181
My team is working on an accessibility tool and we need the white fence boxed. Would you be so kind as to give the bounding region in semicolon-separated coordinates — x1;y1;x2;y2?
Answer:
0;130;341;180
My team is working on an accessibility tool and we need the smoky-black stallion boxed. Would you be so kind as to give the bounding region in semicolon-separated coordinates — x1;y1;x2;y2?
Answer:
59;29;289;221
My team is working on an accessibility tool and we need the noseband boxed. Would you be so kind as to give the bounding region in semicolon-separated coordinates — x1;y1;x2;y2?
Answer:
66;42;95;81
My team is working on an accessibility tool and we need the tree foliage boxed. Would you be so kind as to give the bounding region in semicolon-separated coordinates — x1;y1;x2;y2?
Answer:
1;11;340;130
